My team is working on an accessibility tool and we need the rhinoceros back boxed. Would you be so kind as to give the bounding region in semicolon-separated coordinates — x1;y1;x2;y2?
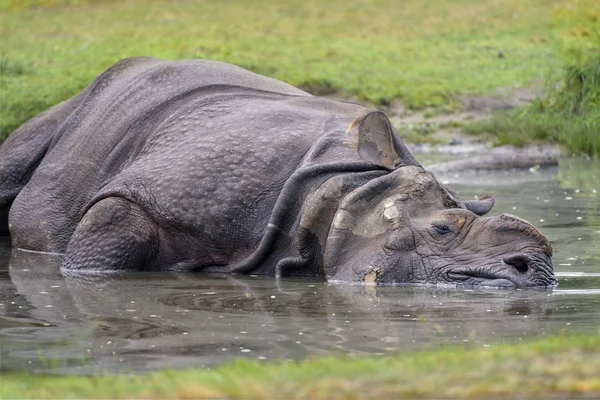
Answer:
7;57;316;253
10;58;363;253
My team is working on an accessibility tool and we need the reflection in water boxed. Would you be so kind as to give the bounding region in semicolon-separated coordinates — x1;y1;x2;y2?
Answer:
0;157;599;375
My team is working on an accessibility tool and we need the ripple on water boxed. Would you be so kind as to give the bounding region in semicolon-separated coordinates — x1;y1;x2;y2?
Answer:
553;289;600;295
0;158;599;374
555;272;600;277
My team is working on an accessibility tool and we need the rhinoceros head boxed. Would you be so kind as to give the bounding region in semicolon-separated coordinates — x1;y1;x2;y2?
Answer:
322;111;556;288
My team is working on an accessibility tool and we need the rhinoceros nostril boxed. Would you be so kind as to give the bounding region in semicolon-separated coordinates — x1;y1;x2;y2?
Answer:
503;254;529;274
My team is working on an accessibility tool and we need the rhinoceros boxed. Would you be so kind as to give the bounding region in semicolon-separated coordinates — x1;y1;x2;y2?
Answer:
0;57;555;287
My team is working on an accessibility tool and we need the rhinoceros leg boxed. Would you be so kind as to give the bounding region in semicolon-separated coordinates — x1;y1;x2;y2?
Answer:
0;90;88;236
62;197;158;271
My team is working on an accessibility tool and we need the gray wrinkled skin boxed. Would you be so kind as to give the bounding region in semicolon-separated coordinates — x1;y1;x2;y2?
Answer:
0;57;556;288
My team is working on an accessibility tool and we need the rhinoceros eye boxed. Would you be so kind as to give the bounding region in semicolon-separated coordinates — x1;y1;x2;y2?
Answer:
432;222;452;235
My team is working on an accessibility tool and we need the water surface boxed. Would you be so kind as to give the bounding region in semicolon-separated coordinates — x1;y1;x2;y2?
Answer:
0;157;598;374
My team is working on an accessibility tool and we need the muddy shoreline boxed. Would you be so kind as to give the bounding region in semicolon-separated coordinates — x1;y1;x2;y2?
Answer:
331;87;562;172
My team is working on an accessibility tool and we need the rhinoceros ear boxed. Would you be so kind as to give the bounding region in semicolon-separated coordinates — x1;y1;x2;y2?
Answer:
464;196;495;216
353;110;401;170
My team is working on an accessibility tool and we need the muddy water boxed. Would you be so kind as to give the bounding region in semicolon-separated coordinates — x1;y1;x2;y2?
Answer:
0;158;598;375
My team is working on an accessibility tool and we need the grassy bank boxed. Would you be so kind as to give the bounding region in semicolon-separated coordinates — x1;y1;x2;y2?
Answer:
465;45;600;155
2;334;600;399
1;0;598;142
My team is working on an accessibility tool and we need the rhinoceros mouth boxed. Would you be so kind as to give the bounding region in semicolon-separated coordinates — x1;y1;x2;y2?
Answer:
446;270;557;288
448;271;516;288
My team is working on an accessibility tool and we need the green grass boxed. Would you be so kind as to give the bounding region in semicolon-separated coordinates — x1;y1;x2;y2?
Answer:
1;0;598;142
465;44;600;155
2;334;600;399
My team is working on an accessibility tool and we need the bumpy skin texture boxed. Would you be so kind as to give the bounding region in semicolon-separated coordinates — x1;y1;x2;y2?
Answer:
0;57;556;287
